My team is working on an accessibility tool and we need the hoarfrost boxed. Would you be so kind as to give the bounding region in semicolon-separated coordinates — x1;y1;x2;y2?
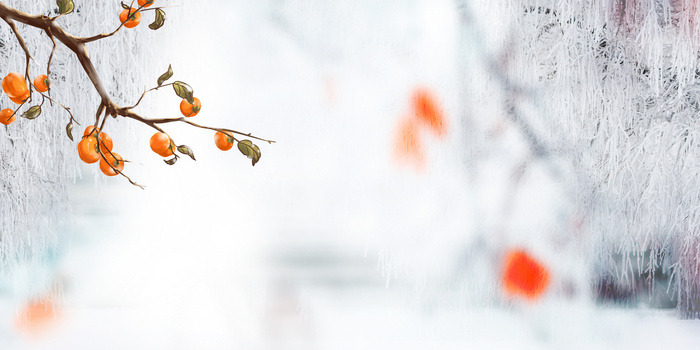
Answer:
0;0;173;269
461;0;700;317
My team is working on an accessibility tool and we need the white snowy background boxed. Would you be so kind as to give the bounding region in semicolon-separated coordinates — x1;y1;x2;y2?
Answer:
3;0;700;349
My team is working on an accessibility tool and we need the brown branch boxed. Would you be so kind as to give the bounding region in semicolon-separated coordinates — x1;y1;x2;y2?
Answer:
1;15;34;103
45;27;57;105
78;2;146;44
118;110;276;144
127;82;174;109
78;17;128;44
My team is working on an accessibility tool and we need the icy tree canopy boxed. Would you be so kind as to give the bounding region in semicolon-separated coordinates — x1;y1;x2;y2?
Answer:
0;0;171;269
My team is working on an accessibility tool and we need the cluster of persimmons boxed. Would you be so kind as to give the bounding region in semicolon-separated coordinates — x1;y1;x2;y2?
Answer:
0;0;266;185
0;72;49;125
1;70;238;177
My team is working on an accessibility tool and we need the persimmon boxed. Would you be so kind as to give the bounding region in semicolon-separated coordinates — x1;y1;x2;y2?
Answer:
179;97;201;117
150;132;174;157
33;75;50;93
83;125;99;138
99;152;124;176
119;8;142;29
77;137;100;164
393;117;425;170
501;249;550;301
138;0;154;7
14;297;58;336
0;108;15;125
9;91;29;104
411;88;447;137
2;72;28;99
214;131;234;151
97;132;113;153
162;140;176;157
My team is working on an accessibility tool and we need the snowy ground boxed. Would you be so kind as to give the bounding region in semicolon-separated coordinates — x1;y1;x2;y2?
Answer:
3;0;700;348
2;185;700;349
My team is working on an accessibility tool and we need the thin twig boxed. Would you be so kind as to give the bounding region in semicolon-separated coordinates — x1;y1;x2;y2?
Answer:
45;27;57;106
127;82;175;109
78;2;145;44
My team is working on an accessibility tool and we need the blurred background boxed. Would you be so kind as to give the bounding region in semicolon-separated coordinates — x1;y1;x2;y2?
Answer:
3;0;700;349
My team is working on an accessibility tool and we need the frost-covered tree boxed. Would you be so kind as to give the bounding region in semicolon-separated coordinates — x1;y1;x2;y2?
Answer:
460;0;700;318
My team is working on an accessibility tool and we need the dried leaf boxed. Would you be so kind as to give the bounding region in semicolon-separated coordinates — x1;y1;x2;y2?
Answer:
177;145;196;161
149;8;166;30
66;121;74;141
157;64;173;86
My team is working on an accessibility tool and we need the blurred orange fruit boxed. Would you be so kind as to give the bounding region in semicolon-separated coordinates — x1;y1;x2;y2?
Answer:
411;88;447;137
393;117;425;169
501;249;550;300
15;298;58;336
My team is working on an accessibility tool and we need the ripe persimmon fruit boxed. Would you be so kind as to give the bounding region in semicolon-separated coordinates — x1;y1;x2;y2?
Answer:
179;97;201;117
393;116;425;170
2;72;28;99
214;131;234;151
97;132;113;154
150;132;174;157
9;91;29;105
0;108;15;125
411;88;447;137
99;152;124;176
83;125;99;138
33;75;50;93
14;297;58;336
119;8;142;28
77;137;100;164
501;249;550;301
138;0;154;7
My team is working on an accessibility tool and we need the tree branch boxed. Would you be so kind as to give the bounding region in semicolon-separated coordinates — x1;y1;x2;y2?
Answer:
0;1;273;187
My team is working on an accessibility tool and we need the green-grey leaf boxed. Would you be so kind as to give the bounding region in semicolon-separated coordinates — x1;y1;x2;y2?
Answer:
177;145;196;161
172;81;194;104
57;0;74;14
120;2;130;9
157;64;173;86
237;139;262;166
164;157;177;165
22;106;41;120
149;8;166;30
66;121;74;141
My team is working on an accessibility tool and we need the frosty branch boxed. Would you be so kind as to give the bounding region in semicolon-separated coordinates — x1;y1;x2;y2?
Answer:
0;0;273;188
